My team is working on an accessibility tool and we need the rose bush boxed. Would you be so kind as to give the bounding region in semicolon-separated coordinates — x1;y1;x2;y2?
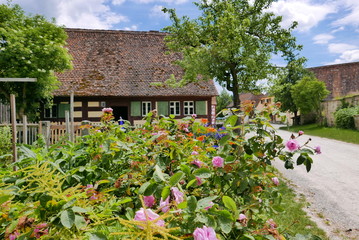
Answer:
0;109;321;239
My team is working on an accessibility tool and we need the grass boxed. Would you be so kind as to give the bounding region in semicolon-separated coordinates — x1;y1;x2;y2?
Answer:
273;181;329;239
279;123;359;145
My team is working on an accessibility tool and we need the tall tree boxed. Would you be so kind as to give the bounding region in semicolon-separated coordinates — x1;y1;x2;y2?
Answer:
216;89;232;114
163;0;301;108
269;57;308;125
0;3;72;120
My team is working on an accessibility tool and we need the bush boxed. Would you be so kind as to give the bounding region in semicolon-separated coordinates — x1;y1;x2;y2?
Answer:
334;107;358;129
0;126;12;166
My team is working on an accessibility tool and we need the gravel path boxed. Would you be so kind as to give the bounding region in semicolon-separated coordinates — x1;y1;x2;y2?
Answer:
271;126;359;239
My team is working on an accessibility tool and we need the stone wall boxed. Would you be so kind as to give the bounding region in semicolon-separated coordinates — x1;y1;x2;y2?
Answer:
321;95;359;126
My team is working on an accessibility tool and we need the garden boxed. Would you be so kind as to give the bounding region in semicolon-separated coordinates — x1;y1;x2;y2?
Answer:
0;107;322;240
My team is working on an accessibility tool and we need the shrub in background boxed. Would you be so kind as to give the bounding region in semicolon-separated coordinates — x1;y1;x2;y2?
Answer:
334;107;358;129
0;125;12;166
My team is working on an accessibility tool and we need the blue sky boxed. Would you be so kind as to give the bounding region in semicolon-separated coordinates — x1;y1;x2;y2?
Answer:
2;0;359;68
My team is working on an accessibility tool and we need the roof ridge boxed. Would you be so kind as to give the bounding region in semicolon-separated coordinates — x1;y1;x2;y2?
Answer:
64;28;167;36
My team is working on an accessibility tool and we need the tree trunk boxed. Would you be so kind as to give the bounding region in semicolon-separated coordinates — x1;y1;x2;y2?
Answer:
293;111;300;126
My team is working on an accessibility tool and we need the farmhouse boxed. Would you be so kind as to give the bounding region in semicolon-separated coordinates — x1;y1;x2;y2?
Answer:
43;28;218;125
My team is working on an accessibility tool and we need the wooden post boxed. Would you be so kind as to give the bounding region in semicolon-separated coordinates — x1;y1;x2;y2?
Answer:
65;110;70;141
10;94;17;163
70;91;74;142
23;115;28;145
41;121;51;147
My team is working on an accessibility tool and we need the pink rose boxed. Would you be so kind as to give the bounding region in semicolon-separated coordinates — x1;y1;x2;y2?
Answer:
314;146;321;154
191;159;203;167
212;156;224;168
144;195;155;208
271;177;280;186
192;114;197;118
191;151;199;155
171;187;184;204
286;139;300;151
102;107;113;113
134;208;165;228
193;226;218;240
238;213;247;221
196;176;203;186
160;197;170;213
298;130;304;136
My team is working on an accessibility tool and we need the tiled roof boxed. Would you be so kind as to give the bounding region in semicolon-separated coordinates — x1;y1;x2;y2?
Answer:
54;28;218;97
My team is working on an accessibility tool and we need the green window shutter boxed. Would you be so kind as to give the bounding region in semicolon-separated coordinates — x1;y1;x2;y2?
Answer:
131;101;141;116
195;101;207;115
157;101;169;116
58;103;70;118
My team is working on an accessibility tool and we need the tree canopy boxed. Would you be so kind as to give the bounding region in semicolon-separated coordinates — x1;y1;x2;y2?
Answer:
0;3;72;120
163;0;302;108
216;89;232;114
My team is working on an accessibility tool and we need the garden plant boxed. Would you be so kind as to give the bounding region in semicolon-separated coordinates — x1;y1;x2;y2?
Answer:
0;106;322;239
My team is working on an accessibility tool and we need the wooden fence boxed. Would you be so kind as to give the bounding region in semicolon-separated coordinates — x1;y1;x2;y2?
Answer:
0;101;10;123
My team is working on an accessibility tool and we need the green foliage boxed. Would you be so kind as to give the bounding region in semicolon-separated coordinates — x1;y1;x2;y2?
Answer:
0;3;72;120
216;90;232;115
163;0;301;107
0;110;322;239
0;126;12;166
291;76;330;115
334;107;358;129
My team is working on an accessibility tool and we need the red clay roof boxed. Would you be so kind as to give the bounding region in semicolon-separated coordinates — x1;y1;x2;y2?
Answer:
54;28;218;97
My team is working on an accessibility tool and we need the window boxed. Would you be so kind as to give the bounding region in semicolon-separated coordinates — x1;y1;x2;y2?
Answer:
184;101;194;115
170;101;180;115
142;101;152;116
44;105;58;118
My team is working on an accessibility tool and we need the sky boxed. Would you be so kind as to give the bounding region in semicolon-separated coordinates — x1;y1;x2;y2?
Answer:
2;0;359;68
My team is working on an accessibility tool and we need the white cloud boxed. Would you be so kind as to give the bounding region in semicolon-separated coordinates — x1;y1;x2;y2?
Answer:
150;5;168;18
313;34;334;44
123;25;138;30
328;43;357;54
333;0;359;27
132;0;189;4
331;49;359;64
112;0;126;5
0;0;128;29
331;26;345;33
270;0;336;32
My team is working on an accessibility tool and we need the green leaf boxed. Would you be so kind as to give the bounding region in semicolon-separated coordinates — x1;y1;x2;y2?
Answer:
305;160;312;172
222;196;237;213
177;201;187;209
154;165;167;182
297;155;306;165
187;196;197;212
186;178;197;189
169;171;185;187
74;215;87;229
225;115;238;127
62;198;77;210
138;182;151;195
180;164;191;175
144;182;158;196
216;210;233;234
72;206;88;213
60;209;75;228
161;186;171;200
193;168;212;178
89;232;107;240
196;196;217;211
118;197;133;205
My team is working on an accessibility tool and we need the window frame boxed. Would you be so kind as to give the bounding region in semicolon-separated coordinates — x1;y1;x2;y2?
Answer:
169;101;180;116
44;105;58;118
184;101;194;115
142;101;152;116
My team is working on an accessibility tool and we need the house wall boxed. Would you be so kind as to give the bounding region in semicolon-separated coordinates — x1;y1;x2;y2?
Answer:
43;96;216;125
321;95;359;126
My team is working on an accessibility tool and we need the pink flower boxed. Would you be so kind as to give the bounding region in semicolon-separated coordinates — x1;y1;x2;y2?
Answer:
271;177;280;186
191;151;199;155
196;176;203;186
212;156;224;168
314;146;321;154
286;139;300;151
192;114;197;118
171;187;184;204
9;231;20;240
204;202;214;210
144;195;155;208
102;107;113;113
191;159;203;167
238;214;247;221
193;226;218;240
134;208;165;228
298;130;304;136
160;197;170;213
184;128;189;132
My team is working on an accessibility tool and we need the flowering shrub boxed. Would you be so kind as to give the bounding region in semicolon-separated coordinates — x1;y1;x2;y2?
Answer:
0;109;321;239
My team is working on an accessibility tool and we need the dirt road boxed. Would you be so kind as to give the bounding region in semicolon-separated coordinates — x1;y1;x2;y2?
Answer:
272;127;359;239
